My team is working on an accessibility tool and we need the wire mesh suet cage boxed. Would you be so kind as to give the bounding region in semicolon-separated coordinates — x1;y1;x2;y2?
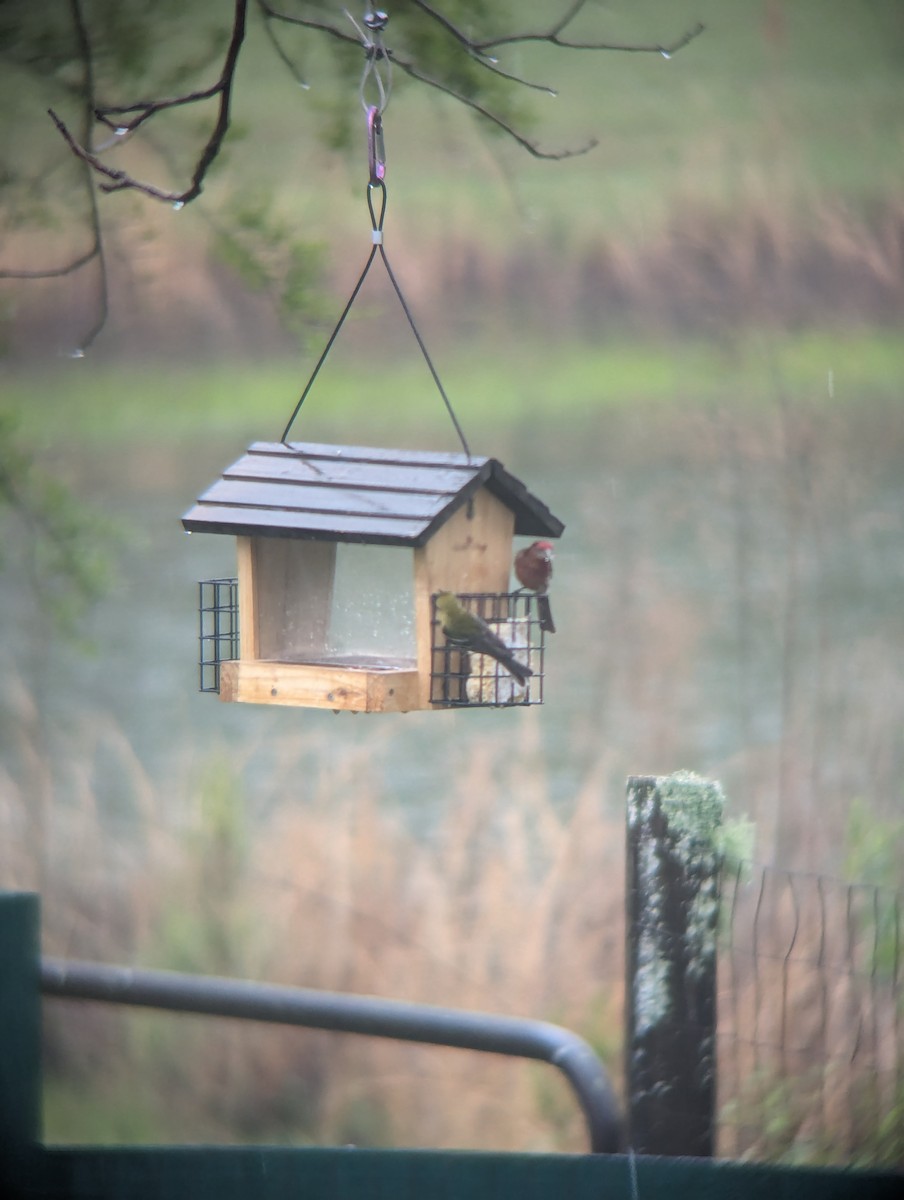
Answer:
198;578;239;693
430;591;545;708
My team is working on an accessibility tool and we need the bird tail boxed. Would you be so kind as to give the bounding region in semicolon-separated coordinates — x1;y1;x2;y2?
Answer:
500;651;532;685
537;594;555;634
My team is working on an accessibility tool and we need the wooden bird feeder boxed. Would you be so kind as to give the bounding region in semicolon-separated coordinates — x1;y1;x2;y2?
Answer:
182;440;563;712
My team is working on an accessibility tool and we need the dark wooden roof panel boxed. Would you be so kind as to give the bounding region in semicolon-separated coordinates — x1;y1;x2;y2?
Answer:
182;441;564;543
197;479;452;521
181;503;428;546
248;441;491;469
222;455;479;497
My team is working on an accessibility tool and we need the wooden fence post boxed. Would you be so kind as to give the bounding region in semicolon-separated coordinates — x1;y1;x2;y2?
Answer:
625;773;724;1157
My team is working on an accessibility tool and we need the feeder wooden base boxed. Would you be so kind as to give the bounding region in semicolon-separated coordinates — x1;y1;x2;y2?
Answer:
218;659;422;713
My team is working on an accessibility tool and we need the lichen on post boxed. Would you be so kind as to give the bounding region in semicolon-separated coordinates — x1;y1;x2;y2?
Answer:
625;772;725;1157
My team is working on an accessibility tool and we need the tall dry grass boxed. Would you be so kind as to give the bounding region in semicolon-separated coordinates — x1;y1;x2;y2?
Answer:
1;683;624;1150
400;193;904;344
8;191;904;363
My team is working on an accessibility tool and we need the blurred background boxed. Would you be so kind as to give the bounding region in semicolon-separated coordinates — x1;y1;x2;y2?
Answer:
1;0;903;1162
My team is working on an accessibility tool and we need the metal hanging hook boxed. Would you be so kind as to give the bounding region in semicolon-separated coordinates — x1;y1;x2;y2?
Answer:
352;11;389;185
348;7;392;115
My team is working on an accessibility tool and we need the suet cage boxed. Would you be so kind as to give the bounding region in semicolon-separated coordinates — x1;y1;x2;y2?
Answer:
430;591;545;708
198;577;240;694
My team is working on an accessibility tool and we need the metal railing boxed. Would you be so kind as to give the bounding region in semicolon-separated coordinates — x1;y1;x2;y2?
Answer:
40;957;623;1154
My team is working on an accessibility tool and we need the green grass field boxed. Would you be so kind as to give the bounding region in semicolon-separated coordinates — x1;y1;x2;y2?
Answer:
4;327;901;450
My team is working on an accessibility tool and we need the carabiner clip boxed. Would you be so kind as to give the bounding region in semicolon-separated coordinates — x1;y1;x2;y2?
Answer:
367;104;385;185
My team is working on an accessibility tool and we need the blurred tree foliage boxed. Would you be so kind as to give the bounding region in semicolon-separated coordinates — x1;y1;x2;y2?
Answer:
0;409;115;637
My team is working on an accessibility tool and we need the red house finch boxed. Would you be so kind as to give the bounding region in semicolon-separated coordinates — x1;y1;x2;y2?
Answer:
514;540;556;633
435;591;533;685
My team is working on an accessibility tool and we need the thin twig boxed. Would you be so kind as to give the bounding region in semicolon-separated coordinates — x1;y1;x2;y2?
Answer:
93;80;228;134
255;2;360;47
48;109;178;202
0;245;98;282
477;15;706;55
412;0;703;58
390;54;596;160
409;0;558;94
258;7;310;89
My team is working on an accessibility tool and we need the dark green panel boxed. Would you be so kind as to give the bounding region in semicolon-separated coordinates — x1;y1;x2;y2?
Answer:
40;1147;902;1200
0;893;42;1192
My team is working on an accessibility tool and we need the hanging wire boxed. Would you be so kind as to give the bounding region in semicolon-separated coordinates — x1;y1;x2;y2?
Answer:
278;180;385;446
280;10;470;459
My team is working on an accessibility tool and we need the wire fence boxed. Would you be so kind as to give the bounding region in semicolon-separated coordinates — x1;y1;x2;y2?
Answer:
717;862;903;1166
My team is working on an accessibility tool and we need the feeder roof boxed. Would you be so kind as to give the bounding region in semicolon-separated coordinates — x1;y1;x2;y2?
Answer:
181;441;564;547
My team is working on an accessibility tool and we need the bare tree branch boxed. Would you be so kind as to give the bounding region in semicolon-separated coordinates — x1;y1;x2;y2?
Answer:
258;1;703;159
256;1;593;159
51;0;248;207
50;2;703;205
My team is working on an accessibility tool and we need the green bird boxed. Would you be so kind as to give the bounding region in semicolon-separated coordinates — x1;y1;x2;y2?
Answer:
435;591;533;685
